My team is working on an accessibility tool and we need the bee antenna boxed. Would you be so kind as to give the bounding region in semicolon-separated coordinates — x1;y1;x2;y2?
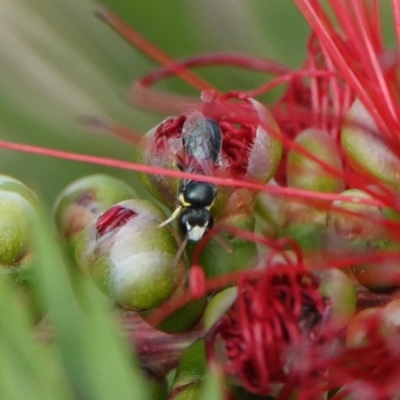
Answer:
157;206;182;229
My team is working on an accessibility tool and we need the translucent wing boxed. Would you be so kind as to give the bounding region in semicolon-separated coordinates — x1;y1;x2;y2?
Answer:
181;111;222;176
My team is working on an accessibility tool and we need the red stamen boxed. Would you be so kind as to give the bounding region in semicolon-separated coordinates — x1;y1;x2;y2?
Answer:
206;264;326;396
132;52;291;113
95;205;137;237
137;52;291;89
96;7;214;93
392;0;400;50
188;265;206;300
154;115;186;150
78;117;143;146
0;138;386;207
294;0;400;142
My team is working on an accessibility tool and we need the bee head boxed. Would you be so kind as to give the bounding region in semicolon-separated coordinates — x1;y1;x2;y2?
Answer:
178;207;214;241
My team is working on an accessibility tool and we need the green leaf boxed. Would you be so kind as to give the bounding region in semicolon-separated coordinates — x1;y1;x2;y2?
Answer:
33;212;150;399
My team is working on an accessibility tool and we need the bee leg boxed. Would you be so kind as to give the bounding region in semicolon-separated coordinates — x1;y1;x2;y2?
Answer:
170;236;189;270
157;205;182;229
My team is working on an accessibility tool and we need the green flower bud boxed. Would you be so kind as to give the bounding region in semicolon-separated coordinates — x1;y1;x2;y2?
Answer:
169;340;206;400
380;185;400;222
346;307;382;348
280;199;327;254
342;99;400;188
53;174;137;254
0;190;37;270
255;180;285;238
381;299;400;336
137;120;181;209
351;248;400;292
204;287;237;331
318;268;357;330
326;189;384;242
143;275;207;333
287;128;344;193
0;177;41;318
0;174;39;209
327;189;400;292
245;98;282;184
75;199;185;311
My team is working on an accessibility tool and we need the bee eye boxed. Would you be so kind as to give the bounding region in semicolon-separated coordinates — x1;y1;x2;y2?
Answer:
178;209;190;235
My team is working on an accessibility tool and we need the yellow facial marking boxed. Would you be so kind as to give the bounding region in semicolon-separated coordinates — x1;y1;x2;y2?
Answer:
178;193;191;207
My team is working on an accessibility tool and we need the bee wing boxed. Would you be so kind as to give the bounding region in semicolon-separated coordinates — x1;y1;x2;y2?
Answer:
181;111;222;176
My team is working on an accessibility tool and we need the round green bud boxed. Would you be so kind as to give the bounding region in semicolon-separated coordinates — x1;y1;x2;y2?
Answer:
245;99;283;184
255;180;285;238
327;189;400;291
137;123;181;209
75;199;186;311
326;189;384;242
280;199;327;253
381;299;400;336
0;174;39;209
345;307;382;348
53;174;137;252
143;275;207;334
318;268;357;330
351;253;400;292
342;99;400;188
287;128;344;193
0;190;37;269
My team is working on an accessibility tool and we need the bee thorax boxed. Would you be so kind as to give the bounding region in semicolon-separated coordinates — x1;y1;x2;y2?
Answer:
179;180;216;208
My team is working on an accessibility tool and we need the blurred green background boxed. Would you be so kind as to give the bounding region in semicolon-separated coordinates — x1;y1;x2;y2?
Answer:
0;0;311;209
1;0;395;209
0;2;397;400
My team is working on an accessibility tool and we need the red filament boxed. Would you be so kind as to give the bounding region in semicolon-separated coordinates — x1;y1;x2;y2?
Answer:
153;94;257;178
95;205;137;238
207;265;326;396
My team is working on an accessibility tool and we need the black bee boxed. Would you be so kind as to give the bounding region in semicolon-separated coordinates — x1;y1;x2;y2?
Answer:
158;111;222;241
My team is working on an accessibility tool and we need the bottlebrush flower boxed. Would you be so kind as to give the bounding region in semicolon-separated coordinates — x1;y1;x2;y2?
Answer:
205;261;328;397
294;0;400;191
3;2;400;400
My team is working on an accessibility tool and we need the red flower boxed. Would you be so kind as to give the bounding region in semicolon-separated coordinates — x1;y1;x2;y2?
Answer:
153;93;257;179
206;263;327;397
294;0;400;140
